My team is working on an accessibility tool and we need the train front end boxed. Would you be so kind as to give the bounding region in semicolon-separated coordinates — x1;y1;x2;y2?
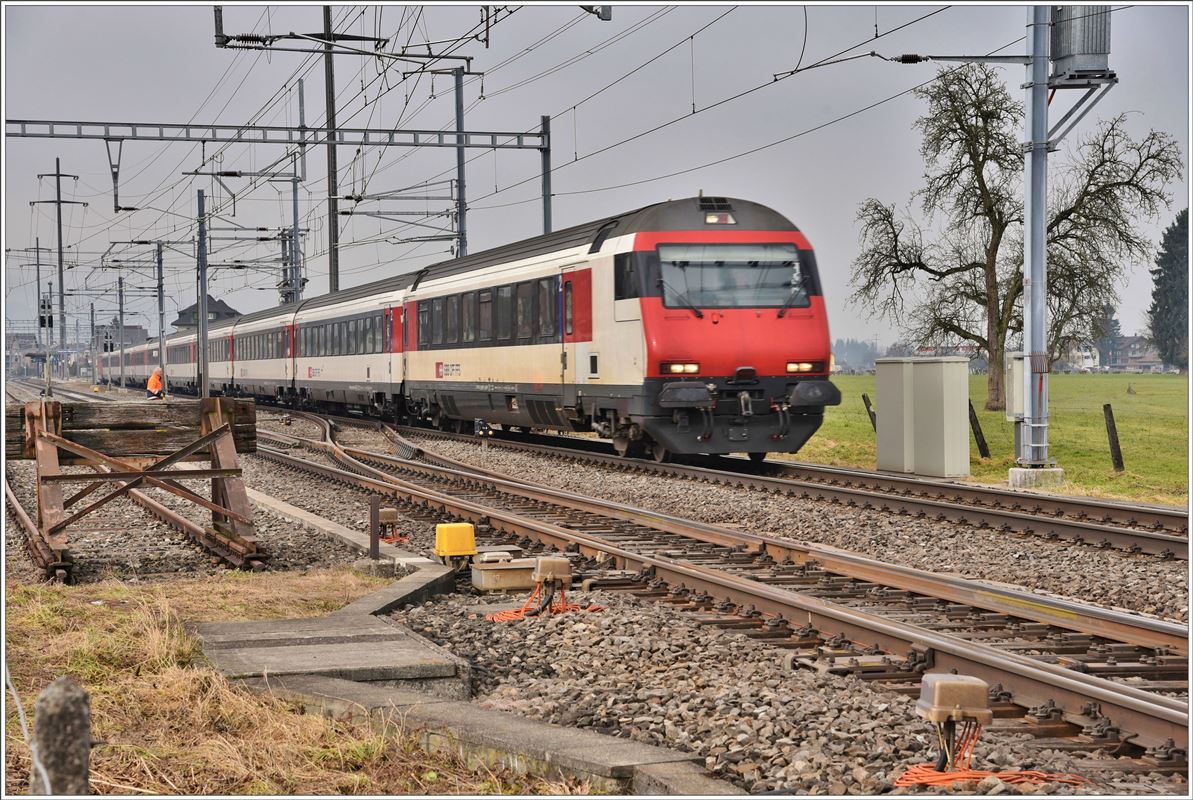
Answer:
625;198;840;459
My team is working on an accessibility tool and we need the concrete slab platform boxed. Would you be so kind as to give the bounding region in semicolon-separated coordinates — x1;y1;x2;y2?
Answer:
196;614;467;687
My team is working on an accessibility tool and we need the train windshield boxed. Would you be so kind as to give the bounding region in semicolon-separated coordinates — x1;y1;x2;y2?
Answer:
656;243;808;309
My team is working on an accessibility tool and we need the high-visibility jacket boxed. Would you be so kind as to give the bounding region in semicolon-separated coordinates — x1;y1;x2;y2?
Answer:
147;372;163;393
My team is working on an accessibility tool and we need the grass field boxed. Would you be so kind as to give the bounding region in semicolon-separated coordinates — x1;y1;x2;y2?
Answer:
793;373;1188;506
4;569;588;795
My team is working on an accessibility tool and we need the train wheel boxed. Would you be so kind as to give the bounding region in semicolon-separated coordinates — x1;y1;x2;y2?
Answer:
612;435;632;458
650;440;671;463
748;452;767;463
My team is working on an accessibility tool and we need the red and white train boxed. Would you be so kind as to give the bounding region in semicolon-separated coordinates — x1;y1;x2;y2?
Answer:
102;196;840;461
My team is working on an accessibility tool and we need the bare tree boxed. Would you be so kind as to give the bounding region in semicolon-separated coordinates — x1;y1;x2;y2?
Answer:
850;64;1182;409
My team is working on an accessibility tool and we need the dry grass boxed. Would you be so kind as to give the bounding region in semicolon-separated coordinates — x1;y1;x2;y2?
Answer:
4;569;592;795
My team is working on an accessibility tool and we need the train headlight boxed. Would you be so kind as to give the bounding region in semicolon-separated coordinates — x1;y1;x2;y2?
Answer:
787;361;815;373
663;362;700;374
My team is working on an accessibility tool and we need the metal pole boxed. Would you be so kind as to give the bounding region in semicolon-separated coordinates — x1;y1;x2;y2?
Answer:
454;67;468;256
280;233;291;303
291;176;303;302
45;281;53;397
55;158;66;349
198;189;211;398
294;78;306;301
323;6;340;292
118;275;125;392
89;302;95;385
1020;5;1051;467
156;242;166;383
541;115;552;234
34;236;42;350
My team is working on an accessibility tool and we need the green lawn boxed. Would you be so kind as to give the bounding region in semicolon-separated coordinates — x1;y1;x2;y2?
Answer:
793;373;1188;506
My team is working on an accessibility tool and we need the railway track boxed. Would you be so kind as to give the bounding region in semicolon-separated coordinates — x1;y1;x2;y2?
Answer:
252;414;1188;766
6;379;115;404
394;424;1189;560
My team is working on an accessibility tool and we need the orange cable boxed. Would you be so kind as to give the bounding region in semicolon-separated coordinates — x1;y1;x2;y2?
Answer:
486;584;604;622
895;723;1089;788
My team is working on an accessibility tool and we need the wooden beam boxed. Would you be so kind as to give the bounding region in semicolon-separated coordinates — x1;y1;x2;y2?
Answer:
41;468;242;483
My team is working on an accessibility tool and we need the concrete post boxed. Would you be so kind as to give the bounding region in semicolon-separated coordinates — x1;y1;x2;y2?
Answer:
30;676;91;795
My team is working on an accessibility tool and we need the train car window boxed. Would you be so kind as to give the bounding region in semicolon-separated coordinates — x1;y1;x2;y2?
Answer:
347;319;357;354
614;253;640;300
432;298;445;345
462;292;476;343
363;316;373;354
537;278;557;338
565;281;574;335
375;314;384;353
515;282;534;340
417;302;430;348
496;286;513;341
277;330;284;358
444;295;460;344
477;290;493;341
337;322;346;356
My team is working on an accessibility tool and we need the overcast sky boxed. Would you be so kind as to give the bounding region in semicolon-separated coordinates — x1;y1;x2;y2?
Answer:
3;2;1189;346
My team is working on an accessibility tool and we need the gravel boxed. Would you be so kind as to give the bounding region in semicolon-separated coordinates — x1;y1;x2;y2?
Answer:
6;461;217;582
4;449;395;580
257;410;325;441
239;453;441;557
398;591;1186;795
404;436;1189;622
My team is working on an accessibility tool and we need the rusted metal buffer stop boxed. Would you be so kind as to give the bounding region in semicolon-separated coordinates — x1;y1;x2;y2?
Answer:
4;398;262;582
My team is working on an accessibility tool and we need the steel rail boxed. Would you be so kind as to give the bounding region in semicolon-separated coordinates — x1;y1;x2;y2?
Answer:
253;442;1188;750
395;425;1188;558
5;477;70;581
339;441;1186;653
284;413;1187;649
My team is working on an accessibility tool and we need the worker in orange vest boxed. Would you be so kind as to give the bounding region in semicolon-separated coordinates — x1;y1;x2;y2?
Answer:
146;366;165;400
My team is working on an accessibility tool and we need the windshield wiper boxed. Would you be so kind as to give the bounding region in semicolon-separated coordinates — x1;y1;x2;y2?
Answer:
776;284;807;318
657;279;704;318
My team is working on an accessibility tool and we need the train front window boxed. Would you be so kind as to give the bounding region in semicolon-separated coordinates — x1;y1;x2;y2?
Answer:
656;243;807;309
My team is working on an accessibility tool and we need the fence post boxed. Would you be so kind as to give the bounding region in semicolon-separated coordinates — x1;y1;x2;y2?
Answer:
1103;403;1125;472
968;400;991;458
368;495;381;560
31;676;91;795
861;393;877;432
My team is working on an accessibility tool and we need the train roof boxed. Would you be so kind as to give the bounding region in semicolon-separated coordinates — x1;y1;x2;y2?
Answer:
209;196;796;331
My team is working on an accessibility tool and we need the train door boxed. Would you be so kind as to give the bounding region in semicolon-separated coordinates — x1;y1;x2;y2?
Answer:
560;265;589;408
